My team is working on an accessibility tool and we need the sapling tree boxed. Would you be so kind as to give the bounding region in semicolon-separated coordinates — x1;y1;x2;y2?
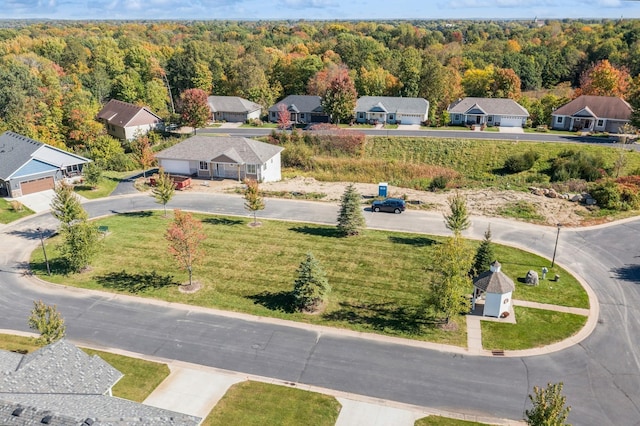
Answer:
166;209;206;287
444;192;470;235
152;169;175;217
28;300;66;345
292;252;331;312
337;183;365;236
525;382;571;426
244;179;265;226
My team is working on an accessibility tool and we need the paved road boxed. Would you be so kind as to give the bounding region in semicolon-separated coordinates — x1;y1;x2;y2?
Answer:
1;193;640;424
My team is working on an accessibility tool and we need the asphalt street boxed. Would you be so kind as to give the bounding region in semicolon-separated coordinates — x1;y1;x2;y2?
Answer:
1;193;639;424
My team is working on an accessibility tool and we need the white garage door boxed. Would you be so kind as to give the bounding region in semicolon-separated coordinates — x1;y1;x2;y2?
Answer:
398;114;422;125
160;159;191;175
499;116;523;127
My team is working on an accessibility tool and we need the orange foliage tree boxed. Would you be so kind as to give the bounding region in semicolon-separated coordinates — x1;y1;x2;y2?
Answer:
577;60;631;98
165;209;206;287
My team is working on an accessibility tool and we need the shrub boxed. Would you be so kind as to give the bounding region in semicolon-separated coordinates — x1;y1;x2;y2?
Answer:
550;151;606;182
504;150;539;173
589;179;621;210
429;175;449;191
281;142;313;169
9;200;23;212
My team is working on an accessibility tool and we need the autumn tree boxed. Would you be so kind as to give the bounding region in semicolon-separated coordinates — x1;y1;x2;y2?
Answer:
179;88;210;131
244;178;265;226
292;252;331;313
28;300;66;346
152;169;175;217
525;382;571;426
132;136;156;177
277;103;291;130
337;183;365;237
444;192;470;235
321;68;357;124
166;209;206;287
578;59;631;98
462;66;494;98
491;68;522;99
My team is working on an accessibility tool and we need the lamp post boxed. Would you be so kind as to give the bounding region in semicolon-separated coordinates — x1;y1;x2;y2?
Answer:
551;223;562;268
36;227;50;276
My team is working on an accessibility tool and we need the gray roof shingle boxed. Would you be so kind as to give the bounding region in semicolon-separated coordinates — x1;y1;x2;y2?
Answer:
207;96;261;114
552;95;632;120
268;95;324;113
448;97;529;116
155;136;283;165
473;261;515;294
355;96;429;114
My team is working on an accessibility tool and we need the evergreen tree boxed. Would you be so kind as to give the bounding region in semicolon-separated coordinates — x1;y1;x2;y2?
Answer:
28;300;66;345
444;192;470;235
50;181;88;227
337;183;365;237
244;179;265;226
152;169;175;217
57;220;100;272
525;382;571;426
471;225;495;276
292;252;330;312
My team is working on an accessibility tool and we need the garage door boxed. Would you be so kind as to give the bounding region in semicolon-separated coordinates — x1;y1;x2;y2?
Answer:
160;159;191;175
499;116;523;127
20;176;55;195
398;114;422;125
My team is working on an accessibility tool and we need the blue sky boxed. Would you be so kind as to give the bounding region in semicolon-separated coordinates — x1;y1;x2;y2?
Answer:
2;0;640;20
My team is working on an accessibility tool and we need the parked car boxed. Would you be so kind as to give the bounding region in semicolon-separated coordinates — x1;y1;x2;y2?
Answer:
371;198;406;214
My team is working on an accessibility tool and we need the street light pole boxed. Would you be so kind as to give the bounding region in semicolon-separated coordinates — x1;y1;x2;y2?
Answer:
551;223;562;268
36;227;51;276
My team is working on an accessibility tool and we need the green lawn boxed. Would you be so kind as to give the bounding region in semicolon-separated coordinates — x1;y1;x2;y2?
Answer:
75;170;139;199
415;415;488;425
481;306;588;350
203;381;341;426
0;198;34;223
30;213;588;348
0;333;169;402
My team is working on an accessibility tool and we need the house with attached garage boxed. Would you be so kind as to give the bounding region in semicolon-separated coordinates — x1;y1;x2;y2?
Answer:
207;96;262;122
96;99;163;141
448;97;529;127
354;96;429;125
0;339;201;425
550;95;633;133
268;95;330;124
0;131;90;198
155;136;283;182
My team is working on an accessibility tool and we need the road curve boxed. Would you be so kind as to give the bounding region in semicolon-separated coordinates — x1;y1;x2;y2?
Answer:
1;193;639;425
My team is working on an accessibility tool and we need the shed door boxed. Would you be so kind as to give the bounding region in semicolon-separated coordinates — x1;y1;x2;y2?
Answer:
499;116;522;127
20;176;55;195
160;159;191;175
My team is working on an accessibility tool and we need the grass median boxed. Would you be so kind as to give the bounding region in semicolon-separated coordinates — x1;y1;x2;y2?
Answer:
30;212;588;348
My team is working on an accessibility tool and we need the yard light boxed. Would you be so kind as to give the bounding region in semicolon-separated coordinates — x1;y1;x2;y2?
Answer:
36;227;51;276
551;223;562;268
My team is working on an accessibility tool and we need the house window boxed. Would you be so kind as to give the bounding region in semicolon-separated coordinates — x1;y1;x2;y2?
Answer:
488;116;493;122
199;161;208;171
389;114;394;120
597;119;604;127
66;165;79;174
358;112;364;119
455;114;460;121
556;116;563;124
247;164;257;174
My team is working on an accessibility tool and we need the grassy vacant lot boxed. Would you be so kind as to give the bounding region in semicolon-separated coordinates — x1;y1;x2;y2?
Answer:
415;416;488;425
31;213;588;348
0;198;34;223
301;137;640;190
0;334;169;402
74;170;137;199
203;381;341;426
481;307;588;351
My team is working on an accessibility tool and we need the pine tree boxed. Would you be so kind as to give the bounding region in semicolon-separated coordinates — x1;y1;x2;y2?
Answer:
471;225;495;276
152;169;175;217
292;252;331;312
244;179;265;226
337;183;365;237
444;192;470;235
28;300;66;345
525;382;571;426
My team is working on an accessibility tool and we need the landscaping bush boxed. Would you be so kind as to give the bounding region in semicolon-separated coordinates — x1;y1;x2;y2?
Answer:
589;179;621;210
429;175;449;191
504;150;540;173
550;150;606;182
281;142;313;169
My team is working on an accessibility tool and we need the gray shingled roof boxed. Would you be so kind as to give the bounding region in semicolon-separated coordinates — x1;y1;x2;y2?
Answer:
96;100;160;127
355;96;429;114
552;95;632;120
448;97;529;116
268;95;324;113
207;96;261;113
473;264;515;294
155;136;283;165
0;132;90;180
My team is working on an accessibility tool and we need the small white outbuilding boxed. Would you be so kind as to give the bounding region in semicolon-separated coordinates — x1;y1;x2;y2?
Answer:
472;261;515;318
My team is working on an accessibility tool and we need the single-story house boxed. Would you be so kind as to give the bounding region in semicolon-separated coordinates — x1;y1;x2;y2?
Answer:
0;339;201;425
448;97;529;127
155;136;283;182
551;95;633;133
268;95;329;124
96;99;163;140
207;96;262;122
0;131;90;198
354;96;429;125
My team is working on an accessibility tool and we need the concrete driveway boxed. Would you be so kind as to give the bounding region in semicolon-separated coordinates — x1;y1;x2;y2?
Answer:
498;126;525;134
10;189;88;214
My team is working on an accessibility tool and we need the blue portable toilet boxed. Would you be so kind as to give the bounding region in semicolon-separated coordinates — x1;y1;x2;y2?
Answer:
378;182;388;197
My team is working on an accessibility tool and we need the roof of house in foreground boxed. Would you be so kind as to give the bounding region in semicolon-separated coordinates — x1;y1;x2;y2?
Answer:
155;136;283;164
552;95;632;120
0;340;201;426
448;97;529;116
